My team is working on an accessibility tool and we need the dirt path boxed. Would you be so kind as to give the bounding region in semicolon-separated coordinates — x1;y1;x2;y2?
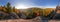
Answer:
0;19;40;22
0;17;60;22
0;17;41;22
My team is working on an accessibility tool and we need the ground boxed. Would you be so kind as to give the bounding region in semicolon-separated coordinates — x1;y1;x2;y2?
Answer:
0;17;60;22
0;16;41;22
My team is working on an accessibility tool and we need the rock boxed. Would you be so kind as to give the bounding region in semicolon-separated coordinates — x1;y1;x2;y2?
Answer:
0;11;5;20
17;13;22;18
9;12;19;19
21;14;26;19
53;13;60;20
32;16;41;22
4;12;19;20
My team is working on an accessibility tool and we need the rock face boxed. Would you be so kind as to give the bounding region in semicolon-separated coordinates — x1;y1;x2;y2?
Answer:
9;12;19;19
21;14;26;19
53;13;60;20
4;12;19;20
17;13;22;18
32;16;41;22
0;11;5;20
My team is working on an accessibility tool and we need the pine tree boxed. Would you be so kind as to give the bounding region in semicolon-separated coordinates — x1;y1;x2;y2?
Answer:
6;2;12;14
13;6;15;12
2;5;7;12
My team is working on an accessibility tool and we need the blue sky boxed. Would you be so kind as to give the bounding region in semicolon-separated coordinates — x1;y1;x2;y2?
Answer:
0;0;60;9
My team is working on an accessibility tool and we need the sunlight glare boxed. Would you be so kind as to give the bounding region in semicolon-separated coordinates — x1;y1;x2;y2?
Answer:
15;5;29;9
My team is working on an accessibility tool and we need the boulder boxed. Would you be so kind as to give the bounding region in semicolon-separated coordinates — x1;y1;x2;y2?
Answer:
0;11;5;20
4;12;19;20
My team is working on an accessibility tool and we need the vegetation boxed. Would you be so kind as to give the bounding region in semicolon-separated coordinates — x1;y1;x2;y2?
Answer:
0;2;56;20
43;8;54;17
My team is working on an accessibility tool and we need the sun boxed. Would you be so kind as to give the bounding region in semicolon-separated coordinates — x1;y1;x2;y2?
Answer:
15;4;28;9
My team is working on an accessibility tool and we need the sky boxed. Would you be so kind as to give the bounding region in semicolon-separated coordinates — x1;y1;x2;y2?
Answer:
0;0;60;9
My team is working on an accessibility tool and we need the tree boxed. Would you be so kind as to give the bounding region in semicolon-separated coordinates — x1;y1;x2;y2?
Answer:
0;6;2;11
6;2;12;14
13;6;15;12
2;5;7;12
43;8;54;17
